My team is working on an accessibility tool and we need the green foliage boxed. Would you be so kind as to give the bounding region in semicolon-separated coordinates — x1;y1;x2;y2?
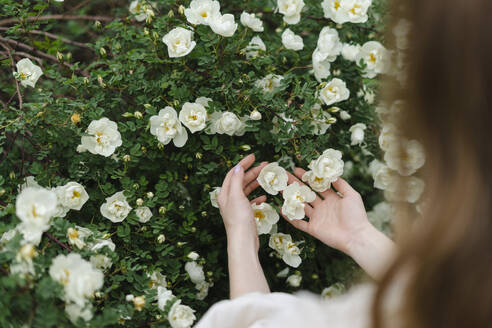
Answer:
0;0;388;326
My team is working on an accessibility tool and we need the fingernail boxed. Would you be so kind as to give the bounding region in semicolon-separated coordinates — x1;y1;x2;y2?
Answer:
234;164;242;173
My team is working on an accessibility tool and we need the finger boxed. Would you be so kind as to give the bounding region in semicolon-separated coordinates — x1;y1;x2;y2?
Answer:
250;195;267;205
229;164;246;198
243;161;268;187
280;202;314;220
244;180;260;196
292;167;307;180
221;154;256;195
285;171;323;207
280;211;310;232
332;178;355;197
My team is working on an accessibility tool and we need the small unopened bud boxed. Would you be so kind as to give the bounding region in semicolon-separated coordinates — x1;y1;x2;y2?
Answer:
157;234;166;243
159;206;166;215
201;211;207;217
146;192;154;199
191;227;196;233
66;52;72;61
336;23;342;29
99;47;107;56
178;205;185;210
71;113;81;124
144;103;152;109
206;271;213;277
333;69;341;76
167;9;174;17
157;143;165;150
141;146;147;153
311;273;319;280
125;294;134;302
187;252;199;260
339;110;351;121
136;198;144;206
134;111;143;119
94;20;102;28
144;28;150;36
249;109;262;120
122;112;133;118
0;189;5;197
97;75;106;88
195;152;202;159
56;51;63;61
177;241;186;247
173;100;179;107
9;171;15;180
152;31;159;40
133;183;139;190
328;106;340;113
123;154;131;162
327;117;337;124
178;5;185;15
240;145;251;151
83;76;89;85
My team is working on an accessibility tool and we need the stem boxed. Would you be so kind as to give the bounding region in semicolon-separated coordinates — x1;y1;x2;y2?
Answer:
44;232;72;252
0;27;94;51
0;15;114;27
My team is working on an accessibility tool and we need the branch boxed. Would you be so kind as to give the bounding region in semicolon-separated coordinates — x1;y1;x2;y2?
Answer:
0;37;89;77
0;27;94;51
9;51;43;65
0;42;23;110
44;232;71;252
0;15;114;27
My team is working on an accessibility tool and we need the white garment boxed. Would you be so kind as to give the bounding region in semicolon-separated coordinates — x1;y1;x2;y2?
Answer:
195;284;376;328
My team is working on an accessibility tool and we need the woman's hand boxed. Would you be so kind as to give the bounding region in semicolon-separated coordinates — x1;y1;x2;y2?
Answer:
282;168;396;279
217;153;267;252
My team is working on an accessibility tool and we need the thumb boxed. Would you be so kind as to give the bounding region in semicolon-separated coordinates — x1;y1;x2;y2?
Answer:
230;164;245;198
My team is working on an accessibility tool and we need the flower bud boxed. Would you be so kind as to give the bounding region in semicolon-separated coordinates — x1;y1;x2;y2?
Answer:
333;69;341;76
83;76;89;85
206;271;213;277
187;252;199;260
144;28;150;36
94;20;102;28
123;154;131;162
177;241;186;247
146;192;154;199
141;146;147;153
56;51;63;61
240;145;251;151
201;211;207;217
167;10;174;18
157;234;166;243
19;244;36;260
339;110;351;121
66;52;72;61
9;171;15;180
0;189;5;197
133;183;139;190
144;103;152;109
122;112;133;118
159;206;166;215
311;273;319;280
157;143;165;150
328;106;340;113
134;111;143;119
99;47;107;56
152;31;160;40
133;296;145;311
195;152;202;159
327;117;337;124
191;227;196;233
249;109;262;120
97;75;106;88
136;198;144;206
71;113;81;124
125;294;134;302
178;5;185;15
178;205;185;210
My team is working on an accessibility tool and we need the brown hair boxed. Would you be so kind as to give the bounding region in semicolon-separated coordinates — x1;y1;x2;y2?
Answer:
372;0;492;327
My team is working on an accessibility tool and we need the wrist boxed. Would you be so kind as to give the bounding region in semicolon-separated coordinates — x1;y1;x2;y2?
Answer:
344;222;380;258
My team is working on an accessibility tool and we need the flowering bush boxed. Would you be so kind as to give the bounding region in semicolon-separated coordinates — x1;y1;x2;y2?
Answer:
0;0;409;326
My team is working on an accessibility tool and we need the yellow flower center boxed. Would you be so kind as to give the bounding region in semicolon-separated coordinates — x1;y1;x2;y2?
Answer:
20;72;27;80
334;1;341;10
72;190;80;199
189;114;197;121
254;210;265;221
369;53;377;63
61;269;70;285
200;11;208;18
296;194;304;202
31;206;39;218
68;229;79;240
314;176;324;183
95;132;104;144
350;4;361;15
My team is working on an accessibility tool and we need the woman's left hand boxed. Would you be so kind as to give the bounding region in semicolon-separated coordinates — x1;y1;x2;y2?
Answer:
217;154;267;252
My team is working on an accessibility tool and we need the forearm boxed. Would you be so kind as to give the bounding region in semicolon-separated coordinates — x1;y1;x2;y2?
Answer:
227;233;270;299
346;224;397;280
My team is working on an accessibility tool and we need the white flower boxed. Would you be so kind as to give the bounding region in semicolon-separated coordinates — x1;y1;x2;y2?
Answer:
367;201;393;234
282;182;316;220
209;187;221;208
157;234;166;243
162;27;196;58
90;254;112;270
341;43;361;61
187;251;199;261
322;0;372;25
255;74;284;93
257;162;289;195
277;0;305;25
49;253;104;307
240;12;264;32
150;107;189;148
281;29;304;50
378;123;399;152
195;281;211;300
135;206;152;223
252;202;279;235
385;176;425;203
149;271;167;289
384;139;426;176
208;111;245;136
339;110;351;120
100;191;132;223
65;303;93;324
373;165;399;192
308;148;344;183
276;267;290;278
249;109;262;120
286;273;302;287
310;104;332;135
319;78;350;106
321;282;344;299
79;117;122;157
368;159;385;177
349;123;367;145
16;187;57;244
393;19;411;50
18;176;41;192
168;300;196;328
301;170;331;193
15;58;43;88
89;238;116;252
312;49;332;82
129;0;154;22
282;241;302;267
356;41;391;78
269;232;292;253
210;14;238;37
184;0;221;25
157;286;174;310
67;226;92;249
53;182;89;217
184;261;205;284
316;27;342;61
245;36;266;59
179;102;208;133
126;294;135;302
195;96;212;107
133;296;146;311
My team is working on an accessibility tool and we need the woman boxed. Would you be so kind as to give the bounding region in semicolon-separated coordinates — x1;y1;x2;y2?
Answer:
197;0;492;327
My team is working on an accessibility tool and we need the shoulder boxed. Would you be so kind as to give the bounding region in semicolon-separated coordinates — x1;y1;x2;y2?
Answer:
195;284;376;328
